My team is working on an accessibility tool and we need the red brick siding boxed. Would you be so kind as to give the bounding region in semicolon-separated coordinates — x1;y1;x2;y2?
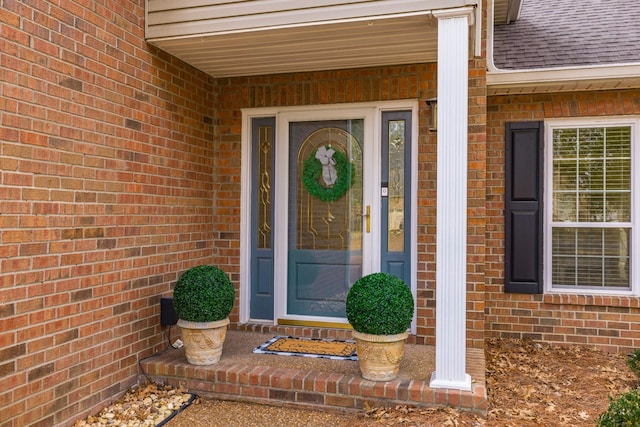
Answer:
213;61;487;349
0;0;491;424
0;1;215;426
486;89;640;353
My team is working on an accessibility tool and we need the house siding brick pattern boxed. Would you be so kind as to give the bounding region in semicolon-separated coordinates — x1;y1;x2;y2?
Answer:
213;61;487;350
486;89;640;353
0;0;492;424
0;1;215;426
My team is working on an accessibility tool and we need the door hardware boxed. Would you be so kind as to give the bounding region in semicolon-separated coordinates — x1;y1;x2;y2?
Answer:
359;205;371;233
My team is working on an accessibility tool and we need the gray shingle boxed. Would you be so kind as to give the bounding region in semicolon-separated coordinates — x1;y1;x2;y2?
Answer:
493;0;640;69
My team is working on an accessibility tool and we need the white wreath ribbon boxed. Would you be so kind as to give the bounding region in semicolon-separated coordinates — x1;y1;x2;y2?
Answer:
315;146;338;186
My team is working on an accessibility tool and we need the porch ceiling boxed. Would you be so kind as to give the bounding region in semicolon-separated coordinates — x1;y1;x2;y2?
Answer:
145;0;480;78
149;16;438;78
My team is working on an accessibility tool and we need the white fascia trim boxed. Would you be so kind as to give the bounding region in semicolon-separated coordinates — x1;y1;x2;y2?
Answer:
150;1;481;44
487;62;640;88
486;0;640;90
148;2;441;43
150;11;435;42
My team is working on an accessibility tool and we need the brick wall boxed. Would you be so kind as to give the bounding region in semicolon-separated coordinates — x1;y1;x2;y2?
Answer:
0;0;490;424
214;61;487;350
486;89;640;353
0;1;215;425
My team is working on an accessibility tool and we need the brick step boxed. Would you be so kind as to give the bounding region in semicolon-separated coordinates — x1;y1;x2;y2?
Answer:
140;329;487;414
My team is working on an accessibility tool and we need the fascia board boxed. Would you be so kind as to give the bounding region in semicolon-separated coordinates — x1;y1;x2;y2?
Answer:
147;0;470;40
487;63;640;89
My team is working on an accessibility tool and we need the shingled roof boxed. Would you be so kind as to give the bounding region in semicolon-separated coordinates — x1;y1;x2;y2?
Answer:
493;0;640;70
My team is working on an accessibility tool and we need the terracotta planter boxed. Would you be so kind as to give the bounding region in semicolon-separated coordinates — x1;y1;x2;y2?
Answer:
177;318;229;365
352;330;409;381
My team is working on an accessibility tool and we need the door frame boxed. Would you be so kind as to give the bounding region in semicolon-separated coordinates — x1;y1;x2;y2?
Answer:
240;100;419;332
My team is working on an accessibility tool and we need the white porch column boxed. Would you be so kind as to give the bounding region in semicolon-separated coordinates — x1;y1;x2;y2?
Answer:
430;7;474;391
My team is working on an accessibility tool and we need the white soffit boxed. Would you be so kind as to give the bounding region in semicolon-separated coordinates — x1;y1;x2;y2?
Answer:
145;0;478;77
151;17;438;77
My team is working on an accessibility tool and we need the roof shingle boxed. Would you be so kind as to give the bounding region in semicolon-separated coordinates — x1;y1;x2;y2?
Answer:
493;0;640;70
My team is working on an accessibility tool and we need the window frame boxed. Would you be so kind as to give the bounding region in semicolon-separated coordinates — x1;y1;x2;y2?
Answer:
544;118;639;296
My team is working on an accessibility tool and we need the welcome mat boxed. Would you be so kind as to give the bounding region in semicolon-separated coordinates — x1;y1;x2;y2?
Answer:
253;335;358;360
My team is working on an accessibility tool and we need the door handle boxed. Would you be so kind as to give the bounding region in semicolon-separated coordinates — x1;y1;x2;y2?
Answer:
365;205;371;233
356;205;371;233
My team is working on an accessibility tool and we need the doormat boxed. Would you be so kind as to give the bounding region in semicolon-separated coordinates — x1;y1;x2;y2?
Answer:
253;335;358;360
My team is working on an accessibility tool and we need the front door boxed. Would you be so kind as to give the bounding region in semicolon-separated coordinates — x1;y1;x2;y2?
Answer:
286;118;366;320
247;105;413;326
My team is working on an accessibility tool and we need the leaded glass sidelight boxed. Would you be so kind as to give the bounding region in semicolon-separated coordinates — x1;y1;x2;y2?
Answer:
257;125;273;249
387;120;405;252
250;117;276;321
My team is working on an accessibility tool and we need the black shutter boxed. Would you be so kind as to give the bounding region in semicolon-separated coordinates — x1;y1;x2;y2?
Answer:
504;121;544;294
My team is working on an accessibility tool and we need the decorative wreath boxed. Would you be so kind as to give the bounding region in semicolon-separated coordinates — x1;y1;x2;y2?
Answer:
302;146;353;202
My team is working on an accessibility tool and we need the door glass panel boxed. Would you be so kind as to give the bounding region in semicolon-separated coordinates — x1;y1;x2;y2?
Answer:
250;117;275;320
288;120;364;318
380;111;411;283
257;125;273;249
387;120;405;252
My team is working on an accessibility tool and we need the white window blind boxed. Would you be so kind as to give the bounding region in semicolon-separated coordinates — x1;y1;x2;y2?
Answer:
549;125;632;291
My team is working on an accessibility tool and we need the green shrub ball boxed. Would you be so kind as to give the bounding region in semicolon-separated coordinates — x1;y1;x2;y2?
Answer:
172;265;235;323
346;272;414;335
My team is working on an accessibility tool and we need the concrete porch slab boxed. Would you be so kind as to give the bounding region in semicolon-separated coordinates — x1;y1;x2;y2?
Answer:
140;328;487;415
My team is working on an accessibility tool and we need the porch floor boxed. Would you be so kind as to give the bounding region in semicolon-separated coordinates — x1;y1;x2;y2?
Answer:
140;328;487;415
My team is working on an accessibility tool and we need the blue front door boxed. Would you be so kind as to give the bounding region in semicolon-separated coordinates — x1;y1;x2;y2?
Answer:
248;106;413;325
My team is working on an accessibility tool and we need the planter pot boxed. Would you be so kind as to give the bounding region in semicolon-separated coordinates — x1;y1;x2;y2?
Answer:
177;318;229;365
352;330;409;381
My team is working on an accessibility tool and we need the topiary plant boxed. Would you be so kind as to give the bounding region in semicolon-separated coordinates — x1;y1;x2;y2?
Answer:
172;265;235;323
346;272;414;335
627;349;640;380
596;388;640;427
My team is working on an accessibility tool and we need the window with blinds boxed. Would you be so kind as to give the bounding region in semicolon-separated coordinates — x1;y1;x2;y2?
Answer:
548;124;633;291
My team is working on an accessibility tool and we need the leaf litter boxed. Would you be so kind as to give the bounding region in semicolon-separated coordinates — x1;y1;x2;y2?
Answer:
349;338;636;426
77;339;637;426
483;338;636;426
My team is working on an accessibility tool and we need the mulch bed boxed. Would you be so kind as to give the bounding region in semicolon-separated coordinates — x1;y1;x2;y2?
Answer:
484;338;637;426
357;338;637;426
